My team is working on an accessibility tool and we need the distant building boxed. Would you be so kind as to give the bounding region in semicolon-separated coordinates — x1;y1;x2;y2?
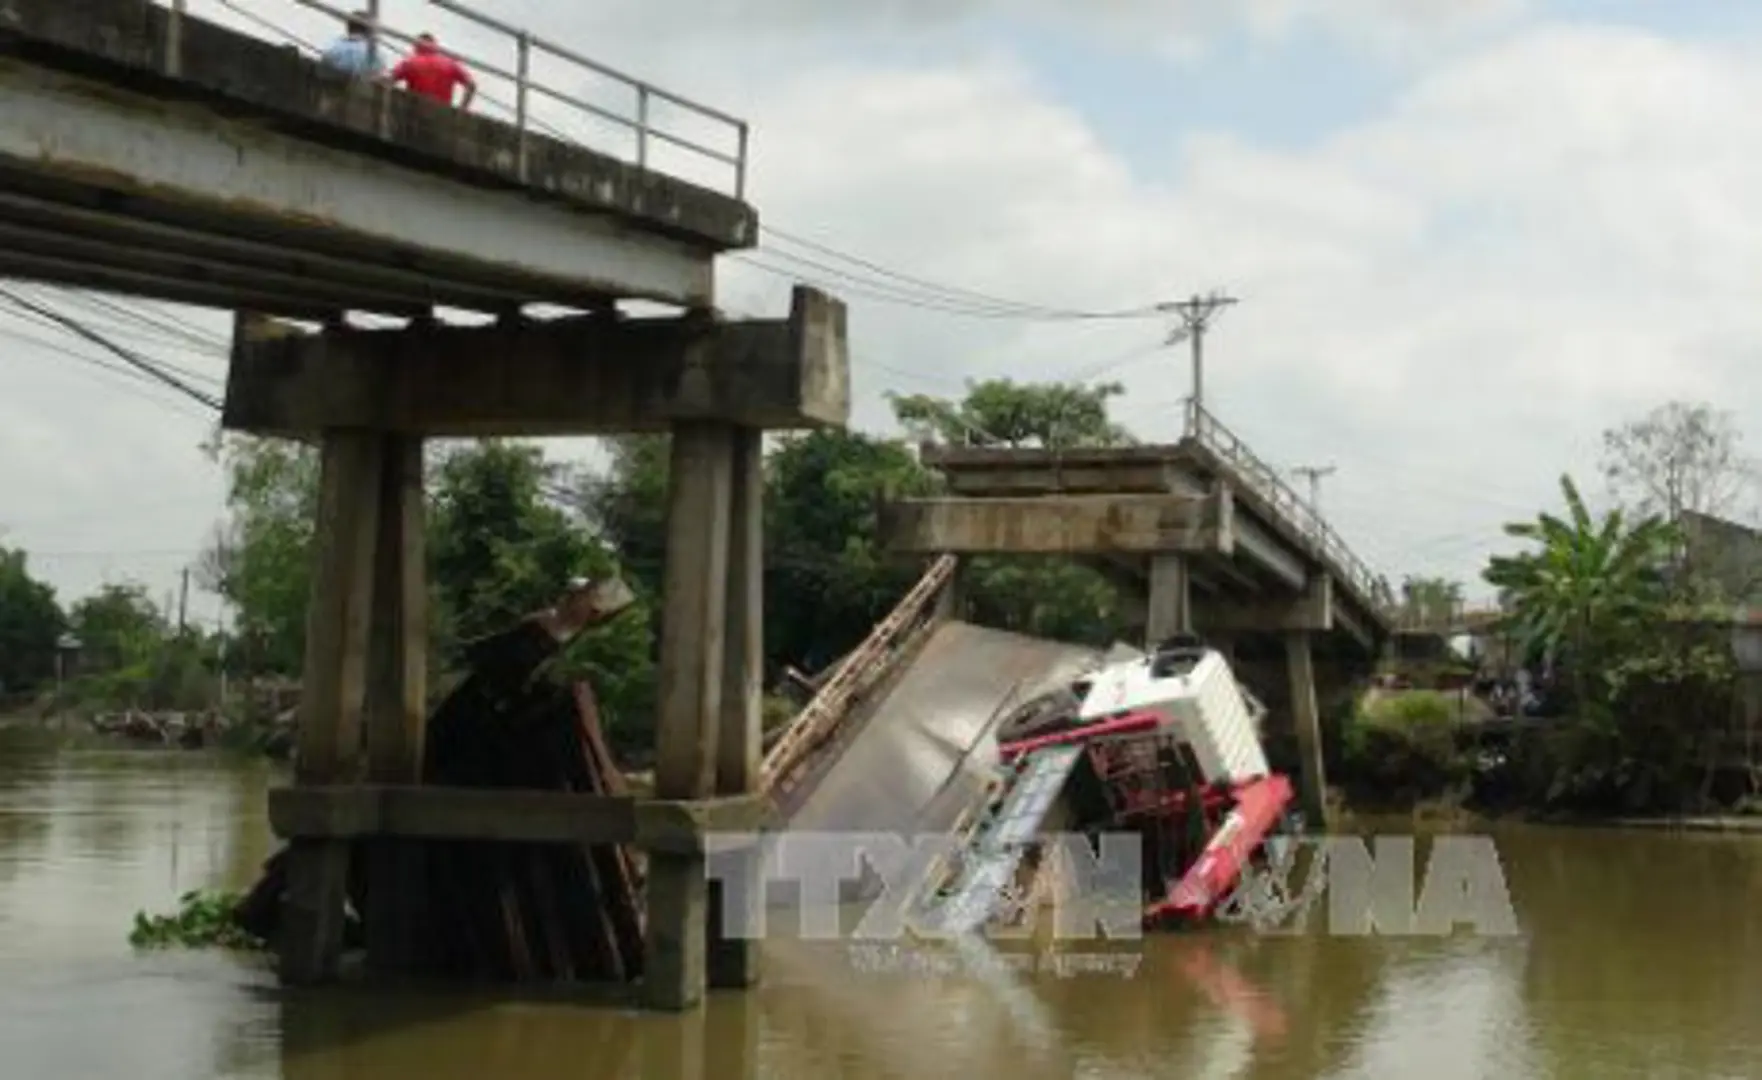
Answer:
1681;510;1762;603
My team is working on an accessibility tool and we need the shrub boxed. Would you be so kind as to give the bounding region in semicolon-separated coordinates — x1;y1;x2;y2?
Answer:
1341;690;1471;804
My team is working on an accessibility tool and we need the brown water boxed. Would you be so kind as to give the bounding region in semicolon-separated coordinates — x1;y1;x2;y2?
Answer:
3;726;1761;1080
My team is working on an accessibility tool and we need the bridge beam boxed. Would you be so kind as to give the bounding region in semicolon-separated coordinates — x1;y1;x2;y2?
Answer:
1231;515;1308;591
879;492;1232;556
222;286;849;438
0;61;721;310
1200;575;1333;634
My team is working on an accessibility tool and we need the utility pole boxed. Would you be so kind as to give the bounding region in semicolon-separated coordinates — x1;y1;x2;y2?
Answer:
1292;464;1337;514
1158;291;1239;428
177;566;190;636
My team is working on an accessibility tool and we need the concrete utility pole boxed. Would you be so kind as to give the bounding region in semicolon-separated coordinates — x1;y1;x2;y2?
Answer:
1158;291;1239;427
1292;464;1337;514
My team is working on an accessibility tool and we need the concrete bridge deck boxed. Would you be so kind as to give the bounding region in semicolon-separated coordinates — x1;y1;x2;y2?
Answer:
0;0;753;316
880;407;1396;653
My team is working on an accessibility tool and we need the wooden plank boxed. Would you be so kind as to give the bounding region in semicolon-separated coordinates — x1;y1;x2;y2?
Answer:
364;434;428;976
880;494;1222;555
281;430;382;985
267;786;769;851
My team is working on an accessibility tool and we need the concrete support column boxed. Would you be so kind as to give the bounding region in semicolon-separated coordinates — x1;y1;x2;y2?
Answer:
1147;554;1191;645
363;435;429;975
1284;631;1330;830
280;431;383;985
645;421;735;1011
708;425;763;990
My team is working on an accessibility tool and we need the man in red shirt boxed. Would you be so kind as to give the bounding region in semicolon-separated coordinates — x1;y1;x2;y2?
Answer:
390;33;476;108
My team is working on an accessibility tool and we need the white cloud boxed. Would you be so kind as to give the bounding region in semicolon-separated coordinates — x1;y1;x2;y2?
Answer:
3;1;1758;619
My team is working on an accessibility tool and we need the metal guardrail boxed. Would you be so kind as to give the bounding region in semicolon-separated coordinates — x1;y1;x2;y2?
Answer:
761;554;957;793
164;0;750;198
1183;400;1397;615
1391;606;1505;634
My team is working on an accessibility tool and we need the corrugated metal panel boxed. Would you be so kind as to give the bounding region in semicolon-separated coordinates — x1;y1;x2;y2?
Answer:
925;745;1086;936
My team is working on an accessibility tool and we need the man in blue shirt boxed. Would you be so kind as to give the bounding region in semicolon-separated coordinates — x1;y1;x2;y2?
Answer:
320;13;381;77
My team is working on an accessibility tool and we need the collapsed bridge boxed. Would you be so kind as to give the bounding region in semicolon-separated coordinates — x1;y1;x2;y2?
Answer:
765;407;1397;839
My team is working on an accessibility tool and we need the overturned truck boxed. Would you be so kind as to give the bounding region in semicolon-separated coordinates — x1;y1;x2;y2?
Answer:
907;634;1301;935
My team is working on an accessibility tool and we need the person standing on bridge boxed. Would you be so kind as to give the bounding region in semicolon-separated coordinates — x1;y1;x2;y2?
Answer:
319;13;382;78
390;33;477;109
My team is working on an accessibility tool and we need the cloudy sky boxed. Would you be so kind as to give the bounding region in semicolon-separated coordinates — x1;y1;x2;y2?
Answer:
5;0;1762;627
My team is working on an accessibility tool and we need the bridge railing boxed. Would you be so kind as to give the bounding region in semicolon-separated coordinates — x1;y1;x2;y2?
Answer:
168;0;750;198
1392;606;1506;635
762;554;957;796
1184;400;1396;614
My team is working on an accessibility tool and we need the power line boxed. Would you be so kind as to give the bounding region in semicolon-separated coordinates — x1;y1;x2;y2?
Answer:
755;226;1163;321
1;303;225;390
0;286;223;411
49;288;230;353
190;0;1187;333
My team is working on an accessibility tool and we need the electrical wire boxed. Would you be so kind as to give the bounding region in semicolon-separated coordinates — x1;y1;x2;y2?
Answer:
0;287;223;410
206;3;1178;326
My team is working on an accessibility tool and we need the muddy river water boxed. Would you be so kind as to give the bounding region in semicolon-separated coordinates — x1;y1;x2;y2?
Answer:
2;727;1759;1080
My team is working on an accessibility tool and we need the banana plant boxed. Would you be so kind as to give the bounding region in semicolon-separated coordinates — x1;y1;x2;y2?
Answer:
1483;474;1678;709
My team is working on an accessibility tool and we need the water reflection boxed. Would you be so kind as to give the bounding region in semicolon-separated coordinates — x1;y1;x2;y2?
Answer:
3;727;1762;1079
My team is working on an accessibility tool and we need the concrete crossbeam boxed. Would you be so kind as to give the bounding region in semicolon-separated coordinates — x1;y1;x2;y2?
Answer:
940;463;1190;497
880;493;1232;555
1201;576;1333;634
223;286;850;438
0;63;716;310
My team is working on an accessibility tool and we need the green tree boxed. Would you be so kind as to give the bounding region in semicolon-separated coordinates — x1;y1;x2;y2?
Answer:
200;436;317;677
889;379;1134;646
1484;474;1676;703
1399;575;1465;628
69;582;167;673
582;435;671;602
1483;474;1732;810
764;429;937;671
891;378;1134;449
0;546;63;696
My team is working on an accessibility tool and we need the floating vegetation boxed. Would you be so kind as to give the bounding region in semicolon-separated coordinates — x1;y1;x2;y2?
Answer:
129;889;265;951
